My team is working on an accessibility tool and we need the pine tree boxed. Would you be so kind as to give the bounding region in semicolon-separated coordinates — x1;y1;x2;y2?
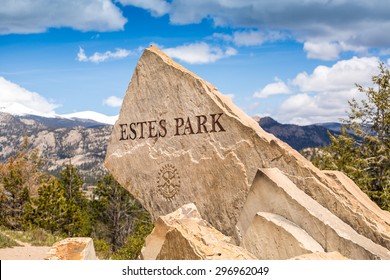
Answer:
59;164;85;206
25;164;92;236
0;137;46;229
314;62;390;210
91;174;152;254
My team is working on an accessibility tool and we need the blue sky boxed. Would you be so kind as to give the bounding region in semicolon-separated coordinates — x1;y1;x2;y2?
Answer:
1;0;390;124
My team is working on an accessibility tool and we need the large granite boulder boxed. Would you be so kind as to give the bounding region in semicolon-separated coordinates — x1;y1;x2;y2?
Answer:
105;46;390;254
140;203;256;260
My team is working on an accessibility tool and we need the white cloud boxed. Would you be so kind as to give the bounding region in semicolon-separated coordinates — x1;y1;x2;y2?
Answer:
77;47;88;62
163;42;237;64
304;41;368;60
292;56;379;92
118;0;170;16
77;47;132;63
0;0;127;35
103;96;123;107
304;41;343;61
270;56;381;124
0;76;58;115
126;0;390;60
254;77;291;98
233;30;264;46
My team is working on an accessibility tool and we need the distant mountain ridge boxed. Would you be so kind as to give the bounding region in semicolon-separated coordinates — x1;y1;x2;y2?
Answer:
258;116;340;150
0;112;341;183
0;112;112;183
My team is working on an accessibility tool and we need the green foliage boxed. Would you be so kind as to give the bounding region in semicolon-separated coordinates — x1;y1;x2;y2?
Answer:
313;62;390;210
93;238;112;260
90;174;153;255
0;137;47;229
59;164;85;205
0;231;20;248
111;221;154;260
1;140;152;258
25;164;92;237
1;227;62;247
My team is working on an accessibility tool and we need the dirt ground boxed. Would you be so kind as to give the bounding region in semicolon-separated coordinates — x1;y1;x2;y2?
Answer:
0;233;51;260
0;245;51;260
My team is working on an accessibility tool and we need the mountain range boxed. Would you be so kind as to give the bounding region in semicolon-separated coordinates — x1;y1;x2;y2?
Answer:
256;116;340;150
0;112;341;183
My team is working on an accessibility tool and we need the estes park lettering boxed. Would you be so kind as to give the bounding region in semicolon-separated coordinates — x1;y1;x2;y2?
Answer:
118;113;226;141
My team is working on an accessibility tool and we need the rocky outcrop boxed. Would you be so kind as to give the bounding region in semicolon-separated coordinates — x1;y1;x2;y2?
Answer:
141;203;255;260
46;237;97;260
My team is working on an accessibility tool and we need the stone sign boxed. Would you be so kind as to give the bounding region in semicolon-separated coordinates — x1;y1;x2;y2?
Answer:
105;46;390;253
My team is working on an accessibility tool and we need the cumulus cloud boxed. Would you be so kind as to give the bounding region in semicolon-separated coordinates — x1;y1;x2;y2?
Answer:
0;0;127;34
304;41;368;60
291;56;378;92
0;76;58;115
103;96;123;107
77;47;132;63
254;78;291;98
163;42;237;64
123;0;390;60
270;56;381;124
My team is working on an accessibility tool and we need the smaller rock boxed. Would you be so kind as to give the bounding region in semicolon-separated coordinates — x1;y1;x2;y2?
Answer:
241;212;324;259
290;251;349;260
46;237;96;260
141;203;256;260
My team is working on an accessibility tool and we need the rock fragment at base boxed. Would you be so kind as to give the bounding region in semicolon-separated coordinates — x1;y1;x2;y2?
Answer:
46;237;97;260
141;203;256;260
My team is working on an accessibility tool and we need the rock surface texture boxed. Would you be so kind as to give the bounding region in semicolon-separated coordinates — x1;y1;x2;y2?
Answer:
140;203;256;260
105;46;390;259
290;251;349;260
241;212;324;259
46;237;97;260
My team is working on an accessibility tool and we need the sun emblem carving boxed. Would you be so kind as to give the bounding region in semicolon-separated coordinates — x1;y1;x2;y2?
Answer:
157;164;181;199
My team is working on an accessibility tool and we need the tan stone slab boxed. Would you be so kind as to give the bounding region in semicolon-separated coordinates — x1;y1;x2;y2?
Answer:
290;251;349;260
141;203;256;260
46;237;96;260
237;168;390;260
241;212;324;259
105;46;390;247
